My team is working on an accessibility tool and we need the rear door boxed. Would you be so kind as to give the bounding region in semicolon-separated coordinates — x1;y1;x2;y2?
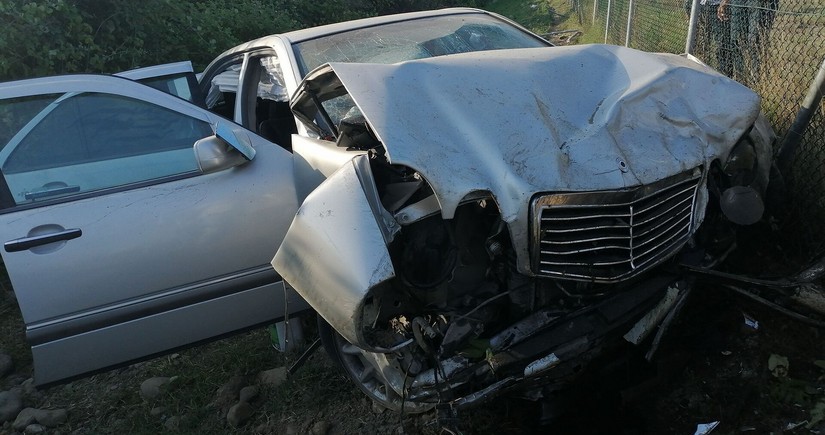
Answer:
0;75;305;385
117;61;205;107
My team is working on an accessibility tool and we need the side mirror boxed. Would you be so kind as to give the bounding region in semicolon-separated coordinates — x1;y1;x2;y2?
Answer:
194;135;248;174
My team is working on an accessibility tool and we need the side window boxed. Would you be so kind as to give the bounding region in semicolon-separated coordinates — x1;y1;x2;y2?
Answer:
255;56;297;150
139;73;202;106
206;63;241;120
0;92;212;205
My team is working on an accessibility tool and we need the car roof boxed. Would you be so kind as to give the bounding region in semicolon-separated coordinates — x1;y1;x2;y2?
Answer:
209;8;497;61
281;7;489;43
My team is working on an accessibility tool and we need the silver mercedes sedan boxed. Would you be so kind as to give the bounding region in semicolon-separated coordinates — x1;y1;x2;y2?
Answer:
0;8;774;412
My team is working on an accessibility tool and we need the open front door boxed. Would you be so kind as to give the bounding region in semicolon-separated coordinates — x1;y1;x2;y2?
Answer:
0;74;305;385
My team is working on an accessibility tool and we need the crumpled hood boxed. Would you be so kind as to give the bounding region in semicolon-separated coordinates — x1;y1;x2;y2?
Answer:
297;45;762;275
318;44;760;220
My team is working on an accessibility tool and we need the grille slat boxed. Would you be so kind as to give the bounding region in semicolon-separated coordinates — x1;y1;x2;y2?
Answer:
532;170;702;283
633;220;691;261
633;204;692;240
540;234;629;245
634;196;693;228
541;244;631;255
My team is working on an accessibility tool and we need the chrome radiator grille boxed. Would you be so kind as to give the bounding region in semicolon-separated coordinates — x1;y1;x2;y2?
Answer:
531;169;703;283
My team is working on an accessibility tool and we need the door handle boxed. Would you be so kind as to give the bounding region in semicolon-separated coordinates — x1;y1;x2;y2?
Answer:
4;229;82;253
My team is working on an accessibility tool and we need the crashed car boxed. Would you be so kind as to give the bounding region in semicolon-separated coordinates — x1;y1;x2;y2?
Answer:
273;45;777;412
0;8;778;411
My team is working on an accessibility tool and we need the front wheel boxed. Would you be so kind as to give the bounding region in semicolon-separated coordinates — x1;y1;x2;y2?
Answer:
317;315;434;413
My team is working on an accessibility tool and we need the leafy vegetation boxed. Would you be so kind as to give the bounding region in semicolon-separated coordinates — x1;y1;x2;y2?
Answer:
0;0;488;82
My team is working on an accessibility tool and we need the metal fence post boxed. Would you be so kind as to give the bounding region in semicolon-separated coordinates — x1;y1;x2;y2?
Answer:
685;0;701;54
777;57;825;175
605;0;612;43
625;0;635;47
592;0;598;24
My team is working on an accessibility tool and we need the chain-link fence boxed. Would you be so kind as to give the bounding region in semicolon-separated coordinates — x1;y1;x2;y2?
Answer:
584;0;825;258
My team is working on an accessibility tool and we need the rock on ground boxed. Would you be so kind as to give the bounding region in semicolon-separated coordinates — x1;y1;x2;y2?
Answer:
226;402;253;428
0;390;23;423
13;408;68;431
239;385;259;403
0;352;12;378
212;375;246;411
311;420;331;435
24;423;46;434
256;367;287;387
140;377;171;401
164;415;180;430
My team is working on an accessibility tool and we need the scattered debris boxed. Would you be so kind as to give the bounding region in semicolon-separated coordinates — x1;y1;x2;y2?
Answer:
743;313;760;330
539;29;583;45
694;421;720;435
769;354;790;378
784;420;807;431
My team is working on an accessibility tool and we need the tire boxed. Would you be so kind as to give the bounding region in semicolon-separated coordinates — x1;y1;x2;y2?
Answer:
316;315;433;413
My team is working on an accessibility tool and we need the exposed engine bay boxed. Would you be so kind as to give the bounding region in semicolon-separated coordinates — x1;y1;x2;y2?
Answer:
312;152;695;412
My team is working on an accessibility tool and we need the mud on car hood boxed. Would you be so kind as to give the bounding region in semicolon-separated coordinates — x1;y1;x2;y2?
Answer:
292;44;763;274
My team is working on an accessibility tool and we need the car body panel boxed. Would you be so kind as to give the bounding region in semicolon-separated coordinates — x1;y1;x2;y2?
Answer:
116;61;195;81
290;135;366;201
0;75;305;385
273;155;396;347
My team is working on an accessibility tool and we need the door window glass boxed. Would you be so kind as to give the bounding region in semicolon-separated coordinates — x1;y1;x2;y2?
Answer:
140;73;196;103
0;92;211;205
206;63;241;120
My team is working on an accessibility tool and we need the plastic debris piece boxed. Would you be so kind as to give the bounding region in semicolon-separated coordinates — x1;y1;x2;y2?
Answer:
722;351;733;356
769;354;790;378
784;420;807;431
743;313;760;330
695;421;720;435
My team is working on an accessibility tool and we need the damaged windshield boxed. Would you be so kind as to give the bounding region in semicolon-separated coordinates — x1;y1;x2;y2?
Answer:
292;13;548;75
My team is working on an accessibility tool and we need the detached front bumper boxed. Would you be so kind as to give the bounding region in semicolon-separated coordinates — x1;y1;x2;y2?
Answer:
409;275;689;409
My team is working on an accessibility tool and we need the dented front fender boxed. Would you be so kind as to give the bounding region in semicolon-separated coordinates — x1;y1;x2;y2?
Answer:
272;155;397;348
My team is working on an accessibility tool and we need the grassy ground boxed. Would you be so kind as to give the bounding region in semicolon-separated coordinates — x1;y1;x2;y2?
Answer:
2;275;823;434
